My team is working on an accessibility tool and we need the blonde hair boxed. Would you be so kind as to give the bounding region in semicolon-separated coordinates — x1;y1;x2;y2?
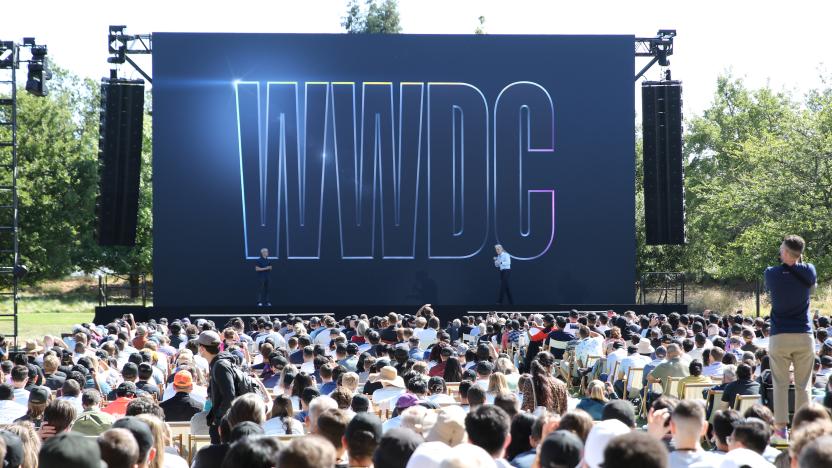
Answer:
494;357;517;375
487;372;510;395
135;414;168;468
340;372;359;393
5;422;41;468
587;380;608;402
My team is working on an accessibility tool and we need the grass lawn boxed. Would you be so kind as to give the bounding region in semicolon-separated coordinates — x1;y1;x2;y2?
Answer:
0;297;96;342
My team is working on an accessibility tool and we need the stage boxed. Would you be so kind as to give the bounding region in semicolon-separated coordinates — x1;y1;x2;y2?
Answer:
94;303;688;327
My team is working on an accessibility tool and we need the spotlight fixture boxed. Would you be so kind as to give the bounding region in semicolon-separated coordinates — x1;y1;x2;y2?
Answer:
24;43;51;97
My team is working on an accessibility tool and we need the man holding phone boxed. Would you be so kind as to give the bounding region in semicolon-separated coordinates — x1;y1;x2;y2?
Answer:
765;234;817;441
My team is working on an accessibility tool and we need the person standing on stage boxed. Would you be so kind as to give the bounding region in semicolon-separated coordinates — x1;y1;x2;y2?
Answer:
255;247;272;306
494;244;514;305
765;234;816;439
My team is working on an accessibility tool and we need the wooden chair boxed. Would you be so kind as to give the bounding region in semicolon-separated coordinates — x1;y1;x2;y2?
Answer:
681;383;713;403
607;360;620;384
580;356;604;394
446;382;461;397
734;394;762;414
707;390;725;425
167;421;191;456
639;381;665;418
622;367;644;401
663;376;684;398
187;435;212;464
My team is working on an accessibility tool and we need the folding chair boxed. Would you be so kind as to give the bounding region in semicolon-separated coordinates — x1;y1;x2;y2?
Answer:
622;367;644;401
639;381;664;418
663;376;684;398
707;390;725;425
188;435;212;464
580;357;605;394
167;422;190;456
734;394;762;414
681;383;713;404
607;360;620;384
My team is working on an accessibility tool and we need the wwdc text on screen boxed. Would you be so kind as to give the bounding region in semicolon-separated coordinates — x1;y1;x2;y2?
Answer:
153;34;635;307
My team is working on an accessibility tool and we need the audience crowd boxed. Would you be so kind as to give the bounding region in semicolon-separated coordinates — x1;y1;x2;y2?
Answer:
0;306;831;467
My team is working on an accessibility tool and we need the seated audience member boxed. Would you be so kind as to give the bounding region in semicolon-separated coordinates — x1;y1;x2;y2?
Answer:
576;380;608;420
601;431;669;468
72;389;114;436
465;405;512;466
722;418;775;468
159;370;203;422
10;366;29;407
38;432;102;468
371;366;406;411
135;363;161;400
782;421;832;468
372;427;423;468
15;385;49;428
42;399;78;438
720;363;760;409
505;413;537;464
97;428;139;468
582;418;631;468
135;413;189;468
798;434;832;468
103;382;137;418
677;360;711;398
536;429;583;468
278;435;337;468
710;409;741;455
219;434;281;468
466;385;487;412
315;408;351;466
493;392;520;420
648;399;723;467
57;379;84;413
0;383;26;423
263;394;303;435
602;400;636;429
344;412;383;468
191;417;233;468
307;396;338;433
112;416;156;468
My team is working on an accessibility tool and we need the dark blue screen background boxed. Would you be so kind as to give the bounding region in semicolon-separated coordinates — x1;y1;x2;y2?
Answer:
153;33;635;307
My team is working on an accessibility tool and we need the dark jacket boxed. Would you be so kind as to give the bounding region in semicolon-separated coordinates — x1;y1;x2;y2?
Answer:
44;373;66;391
160;391;203;422
207;352;238;426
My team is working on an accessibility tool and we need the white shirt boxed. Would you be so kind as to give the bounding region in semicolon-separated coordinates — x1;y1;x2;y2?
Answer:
425;393;456;405
415;328;438;347
494;251;511;270
263;417;304;435
0;400;26;423
300;361;315;374
372;387;405;411
12;388;29;407
162;384;207;407
58;395;84;414
619;354;651;388
256;332;287;349
703;362;725;378
606;349;627;376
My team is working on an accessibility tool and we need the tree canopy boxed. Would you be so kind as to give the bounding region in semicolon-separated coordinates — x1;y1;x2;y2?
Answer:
342;0;402;34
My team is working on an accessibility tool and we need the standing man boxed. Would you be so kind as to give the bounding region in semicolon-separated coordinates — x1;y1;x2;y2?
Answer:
493;244;514;305
255;247;272;306
765;234;816;440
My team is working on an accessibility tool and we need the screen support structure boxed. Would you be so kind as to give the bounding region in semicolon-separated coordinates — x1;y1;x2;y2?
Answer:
106;26;675;85
107;25;153;83
0;38;49;347
634;29;676;81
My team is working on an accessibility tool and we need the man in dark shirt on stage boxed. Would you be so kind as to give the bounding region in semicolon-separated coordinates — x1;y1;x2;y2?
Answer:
255;247;272;306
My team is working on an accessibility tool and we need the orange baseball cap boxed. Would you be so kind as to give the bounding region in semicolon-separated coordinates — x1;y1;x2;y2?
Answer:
173;370;194;388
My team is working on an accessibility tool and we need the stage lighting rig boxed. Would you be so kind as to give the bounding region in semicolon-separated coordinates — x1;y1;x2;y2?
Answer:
634;29;676;81
107;25;153;83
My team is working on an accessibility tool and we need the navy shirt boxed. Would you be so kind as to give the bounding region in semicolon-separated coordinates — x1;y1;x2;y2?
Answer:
256;257;271;278
764;263;816;335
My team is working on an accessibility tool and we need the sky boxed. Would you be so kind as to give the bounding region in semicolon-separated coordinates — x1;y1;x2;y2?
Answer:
3;0;831;116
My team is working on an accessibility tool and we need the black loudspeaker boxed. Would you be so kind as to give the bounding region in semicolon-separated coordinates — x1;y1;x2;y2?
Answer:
97;79;145;246
642;80;686;245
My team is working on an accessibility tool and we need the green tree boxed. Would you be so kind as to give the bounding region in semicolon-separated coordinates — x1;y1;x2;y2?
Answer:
342;0;402;34
642;73;832;284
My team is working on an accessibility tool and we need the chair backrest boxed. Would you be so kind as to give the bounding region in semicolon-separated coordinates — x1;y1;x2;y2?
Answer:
682;383;713;402
626;367;645;392
664;376;683;398
187;435;212;464
548;339;569;351
585;355;601;369
734;394;762;414
707;390;725;424
608;360;620;383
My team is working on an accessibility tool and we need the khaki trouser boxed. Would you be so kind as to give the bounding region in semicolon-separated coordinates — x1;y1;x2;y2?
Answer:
769;332;814;425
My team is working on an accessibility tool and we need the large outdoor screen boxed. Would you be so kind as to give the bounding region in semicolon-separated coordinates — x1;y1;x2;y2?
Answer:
153;33;635;308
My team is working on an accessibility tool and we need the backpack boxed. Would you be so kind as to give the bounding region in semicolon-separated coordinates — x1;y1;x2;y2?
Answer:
232;365;268;401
